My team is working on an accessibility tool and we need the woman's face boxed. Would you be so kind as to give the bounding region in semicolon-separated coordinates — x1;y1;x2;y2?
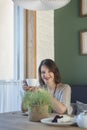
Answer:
41;65;54;85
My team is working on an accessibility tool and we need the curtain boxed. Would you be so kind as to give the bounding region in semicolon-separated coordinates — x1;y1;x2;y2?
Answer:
0;80;22;113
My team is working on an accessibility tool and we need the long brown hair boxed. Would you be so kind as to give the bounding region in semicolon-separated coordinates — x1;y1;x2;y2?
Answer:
38;59;61;86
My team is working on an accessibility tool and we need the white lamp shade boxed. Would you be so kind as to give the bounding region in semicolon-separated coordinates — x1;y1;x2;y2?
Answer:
12;0;71;10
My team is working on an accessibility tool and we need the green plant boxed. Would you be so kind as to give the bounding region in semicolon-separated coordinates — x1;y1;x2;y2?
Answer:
22;89;52;112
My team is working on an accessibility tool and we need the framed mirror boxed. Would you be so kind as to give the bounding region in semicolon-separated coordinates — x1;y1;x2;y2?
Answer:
80;0;87;17
80;31;87;55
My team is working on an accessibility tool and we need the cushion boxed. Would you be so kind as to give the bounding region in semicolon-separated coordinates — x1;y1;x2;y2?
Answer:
71;103;77;115
76;101;87;114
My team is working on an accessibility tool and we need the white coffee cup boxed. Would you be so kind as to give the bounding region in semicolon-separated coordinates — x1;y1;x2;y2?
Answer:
26;78;39;87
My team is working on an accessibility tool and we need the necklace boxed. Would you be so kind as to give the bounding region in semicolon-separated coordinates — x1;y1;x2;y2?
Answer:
48;84;57;96
53;83;62;96
53;84;58;97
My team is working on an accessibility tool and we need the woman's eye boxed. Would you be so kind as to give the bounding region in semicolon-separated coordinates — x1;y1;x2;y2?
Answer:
41;71;45;74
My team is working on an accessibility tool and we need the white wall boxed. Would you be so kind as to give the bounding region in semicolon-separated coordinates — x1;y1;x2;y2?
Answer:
36;10;54;77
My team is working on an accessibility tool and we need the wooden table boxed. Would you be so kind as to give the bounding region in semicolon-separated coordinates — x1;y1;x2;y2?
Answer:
0;112;82;130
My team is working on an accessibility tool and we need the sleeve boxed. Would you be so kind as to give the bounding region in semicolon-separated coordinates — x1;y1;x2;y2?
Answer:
60;85;71;105
58;84;73;114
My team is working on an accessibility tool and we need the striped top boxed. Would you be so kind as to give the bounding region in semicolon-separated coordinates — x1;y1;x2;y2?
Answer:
53;83;73;115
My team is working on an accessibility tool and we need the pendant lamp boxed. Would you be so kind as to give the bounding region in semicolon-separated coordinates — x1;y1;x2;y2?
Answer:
12;0;71;10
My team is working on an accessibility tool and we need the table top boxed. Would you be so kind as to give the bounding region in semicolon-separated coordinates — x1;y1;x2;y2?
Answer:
0;112;81;130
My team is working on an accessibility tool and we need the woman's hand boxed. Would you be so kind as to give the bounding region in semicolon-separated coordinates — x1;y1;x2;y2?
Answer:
22;80;29;91
22;80;38;92
23;85;30;91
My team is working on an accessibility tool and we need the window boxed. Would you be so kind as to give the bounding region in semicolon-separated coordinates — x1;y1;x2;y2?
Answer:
0;1;25;113
0;0;14;80
14;6;26;80
0;1;26;80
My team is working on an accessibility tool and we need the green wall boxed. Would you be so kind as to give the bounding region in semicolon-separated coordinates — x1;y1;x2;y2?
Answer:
54;0;87;85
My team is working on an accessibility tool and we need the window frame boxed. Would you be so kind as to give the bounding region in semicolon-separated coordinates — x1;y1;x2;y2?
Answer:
14;6;26;80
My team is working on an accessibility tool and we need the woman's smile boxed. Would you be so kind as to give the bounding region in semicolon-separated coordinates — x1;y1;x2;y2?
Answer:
44;77;51;80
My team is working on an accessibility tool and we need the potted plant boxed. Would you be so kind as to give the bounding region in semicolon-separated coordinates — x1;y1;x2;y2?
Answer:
22;88;52;122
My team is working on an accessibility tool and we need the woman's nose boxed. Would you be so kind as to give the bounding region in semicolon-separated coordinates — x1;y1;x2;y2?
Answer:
44;72;49;77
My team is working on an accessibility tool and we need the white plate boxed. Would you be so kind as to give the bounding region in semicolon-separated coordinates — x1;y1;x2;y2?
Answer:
41;116;76;126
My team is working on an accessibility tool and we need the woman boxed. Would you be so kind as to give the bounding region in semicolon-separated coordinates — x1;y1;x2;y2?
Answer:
23;59;73;114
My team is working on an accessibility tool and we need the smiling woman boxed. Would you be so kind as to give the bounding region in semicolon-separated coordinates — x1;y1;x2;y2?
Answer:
23;59;73;115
